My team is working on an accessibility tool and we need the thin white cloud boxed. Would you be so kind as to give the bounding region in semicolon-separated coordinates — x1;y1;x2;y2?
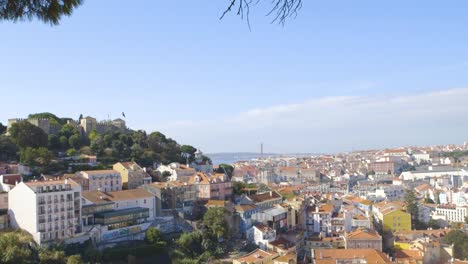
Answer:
159;88;468;153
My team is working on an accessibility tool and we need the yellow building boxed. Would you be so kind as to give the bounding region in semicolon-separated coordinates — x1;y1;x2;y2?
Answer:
382;208;411;233
113;162;152;189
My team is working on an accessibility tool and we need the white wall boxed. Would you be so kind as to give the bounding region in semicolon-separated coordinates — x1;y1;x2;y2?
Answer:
8;182;37;235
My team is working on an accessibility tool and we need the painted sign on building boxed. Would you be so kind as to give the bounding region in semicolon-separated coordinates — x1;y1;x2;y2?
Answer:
102;225;142;241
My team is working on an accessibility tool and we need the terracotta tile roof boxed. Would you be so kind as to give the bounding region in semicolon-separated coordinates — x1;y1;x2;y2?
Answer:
188;173;210;184
117;162;141;170
249;191;282;203
83;189;153;204
346;228;381;240
205;200;228;207
381;208;406;215
81;170;119;175
313;249;391;264
373;200;405;210
254;223;274;233
269;237;294;250
235;248;277;263
394;228;450;239
273;253;296;263
394;249;423;261
415;183;431;192
319;204;334;213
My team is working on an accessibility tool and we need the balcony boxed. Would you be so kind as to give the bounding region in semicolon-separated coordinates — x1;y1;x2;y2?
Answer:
39;218;46;224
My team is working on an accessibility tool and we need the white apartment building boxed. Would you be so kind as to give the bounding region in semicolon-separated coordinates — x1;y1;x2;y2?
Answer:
247;224;276;250
8;179;82;244
79;170;122;192
433;205;468;223
306;204;333;237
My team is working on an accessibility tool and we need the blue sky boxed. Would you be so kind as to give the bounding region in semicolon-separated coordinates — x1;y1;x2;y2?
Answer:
1;0;468;153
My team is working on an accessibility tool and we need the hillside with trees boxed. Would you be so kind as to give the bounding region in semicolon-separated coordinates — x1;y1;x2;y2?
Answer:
0;113;200;176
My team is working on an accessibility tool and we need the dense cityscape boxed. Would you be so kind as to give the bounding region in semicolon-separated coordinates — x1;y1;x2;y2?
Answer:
0;114;467;263
2;1;468;263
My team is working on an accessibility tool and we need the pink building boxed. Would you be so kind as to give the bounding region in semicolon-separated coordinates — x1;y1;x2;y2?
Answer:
78;170;122;192
189;173;232;200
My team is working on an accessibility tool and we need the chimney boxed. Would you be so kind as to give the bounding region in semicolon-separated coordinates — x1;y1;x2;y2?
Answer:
315;205;319;213
319;251;323;259
270;191;272;196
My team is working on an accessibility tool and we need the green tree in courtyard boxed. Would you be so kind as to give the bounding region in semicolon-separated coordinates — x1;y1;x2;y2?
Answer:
404;189;419;229
443;229;468;260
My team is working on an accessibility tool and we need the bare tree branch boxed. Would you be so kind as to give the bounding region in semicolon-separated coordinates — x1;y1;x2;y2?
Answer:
220;0;302;26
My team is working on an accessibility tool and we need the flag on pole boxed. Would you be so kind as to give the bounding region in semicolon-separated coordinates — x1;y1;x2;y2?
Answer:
122;112;126;118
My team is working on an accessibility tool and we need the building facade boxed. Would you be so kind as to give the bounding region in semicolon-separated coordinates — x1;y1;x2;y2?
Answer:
8;179;82;244
113;162;151;189
79;170;122;192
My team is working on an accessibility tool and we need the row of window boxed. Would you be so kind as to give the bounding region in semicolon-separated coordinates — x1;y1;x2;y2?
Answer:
40;229;74;241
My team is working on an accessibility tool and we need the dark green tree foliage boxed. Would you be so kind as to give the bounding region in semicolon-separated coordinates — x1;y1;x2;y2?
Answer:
0;122;6;134
48;134;60;150
9;121;48;148
176;232;204;259
203;207;230;239
20;147;53;166
59;124;77;139
0;0;83;25
145;227;167;250
38;249;67;264
66;255;83;264
59;136;69;149
68;134;81;149
427;219;440;229
215;163;234;177
232;181;257;195
443;229;468;260
0;135;18;160
28;112;62;125
0;232;34;264
404;189;419;229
